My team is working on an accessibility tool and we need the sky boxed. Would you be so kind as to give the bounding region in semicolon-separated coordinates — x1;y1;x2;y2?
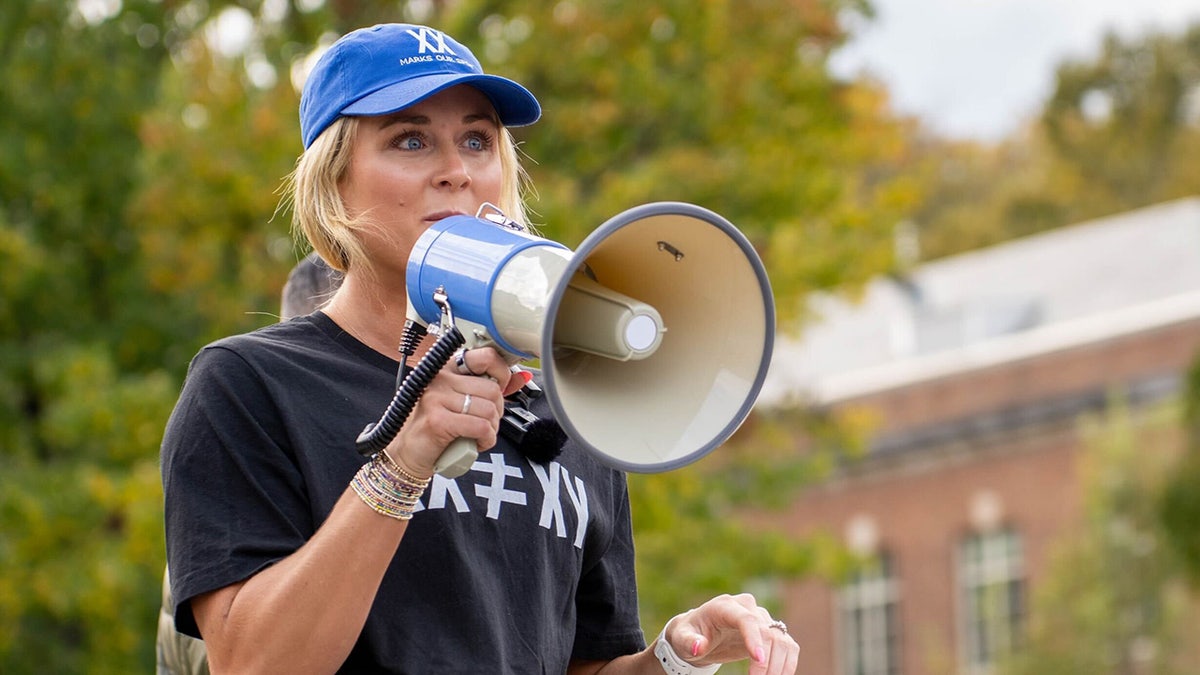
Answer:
829;0;1200;142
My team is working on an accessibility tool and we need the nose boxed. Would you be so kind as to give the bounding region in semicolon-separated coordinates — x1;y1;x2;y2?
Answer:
433;148;471;191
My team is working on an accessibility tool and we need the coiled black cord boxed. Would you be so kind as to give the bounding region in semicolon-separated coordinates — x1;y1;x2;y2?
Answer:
355;325;466;456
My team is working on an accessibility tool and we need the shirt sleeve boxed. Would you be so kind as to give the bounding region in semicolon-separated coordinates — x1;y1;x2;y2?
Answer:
571;471;647;661
161;344;314;638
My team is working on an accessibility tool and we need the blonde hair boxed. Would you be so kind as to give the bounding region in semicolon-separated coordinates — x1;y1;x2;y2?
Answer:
286;115;532;275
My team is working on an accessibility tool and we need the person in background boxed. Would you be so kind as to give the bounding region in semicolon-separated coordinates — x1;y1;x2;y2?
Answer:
157;251;342;675
161;23;799;674
279;251;342;322
156;568;208;675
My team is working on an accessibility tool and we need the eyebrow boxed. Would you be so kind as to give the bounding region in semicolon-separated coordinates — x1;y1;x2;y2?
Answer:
378;111;498;129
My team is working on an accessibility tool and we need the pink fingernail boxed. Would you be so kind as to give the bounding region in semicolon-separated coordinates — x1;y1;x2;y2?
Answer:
755;647;766;663
692;640;701;657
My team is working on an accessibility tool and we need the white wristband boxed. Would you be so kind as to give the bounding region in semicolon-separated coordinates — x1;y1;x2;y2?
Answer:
654;617;720;675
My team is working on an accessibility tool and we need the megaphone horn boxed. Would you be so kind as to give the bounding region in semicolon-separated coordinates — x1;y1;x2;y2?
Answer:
403;202;775;474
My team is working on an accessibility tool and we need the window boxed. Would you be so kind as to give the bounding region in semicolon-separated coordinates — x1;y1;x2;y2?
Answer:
959;528;1024;673
838;553;901;675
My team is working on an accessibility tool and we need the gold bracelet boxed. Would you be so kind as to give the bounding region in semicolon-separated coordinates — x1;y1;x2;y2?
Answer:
351;452;431;520
379;449;433;485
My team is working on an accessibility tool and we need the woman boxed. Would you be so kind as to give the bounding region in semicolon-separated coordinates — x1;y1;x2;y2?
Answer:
161;23;799;674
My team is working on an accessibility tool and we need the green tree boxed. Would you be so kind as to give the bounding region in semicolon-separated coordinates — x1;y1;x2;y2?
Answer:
1042;25;1200;212
1001;397;1200;675
910;22;1200;262
902;135;1076;261
1161;358;1200;586
0;1;180;672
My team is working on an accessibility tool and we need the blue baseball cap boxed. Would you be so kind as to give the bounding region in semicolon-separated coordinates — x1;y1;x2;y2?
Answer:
299;24;541;149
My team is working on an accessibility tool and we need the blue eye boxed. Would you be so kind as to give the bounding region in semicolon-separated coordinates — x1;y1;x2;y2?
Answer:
392;132;426;150
464;131;494;152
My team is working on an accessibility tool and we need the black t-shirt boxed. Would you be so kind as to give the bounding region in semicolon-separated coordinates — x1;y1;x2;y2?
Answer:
161;312;645;673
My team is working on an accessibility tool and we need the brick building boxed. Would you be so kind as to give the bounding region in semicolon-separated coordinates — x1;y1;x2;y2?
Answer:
757;197;1200;674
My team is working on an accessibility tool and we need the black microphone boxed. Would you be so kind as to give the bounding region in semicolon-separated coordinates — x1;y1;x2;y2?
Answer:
500;388;567;465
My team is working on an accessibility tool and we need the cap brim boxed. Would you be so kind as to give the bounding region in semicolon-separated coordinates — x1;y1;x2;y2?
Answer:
341;73;541;127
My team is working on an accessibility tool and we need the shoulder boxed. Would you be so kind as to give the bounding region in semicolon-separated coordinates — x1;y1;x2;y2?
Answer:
205;314;327;354
190;315;335;371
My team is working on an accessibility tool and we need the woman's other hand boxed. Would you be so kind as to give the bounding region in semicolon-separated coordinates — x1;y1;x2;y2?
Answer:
665;593;799;675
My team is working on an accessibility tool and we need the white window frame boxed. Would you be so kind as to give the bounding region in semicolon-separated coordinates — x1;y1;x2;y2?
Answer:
837;553;901;675
957;528;1024;675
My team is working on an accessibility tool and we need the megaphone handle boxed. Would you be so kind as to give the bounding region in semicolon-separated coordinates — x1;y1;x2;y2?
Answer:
434;438;478;478
432;331;499;478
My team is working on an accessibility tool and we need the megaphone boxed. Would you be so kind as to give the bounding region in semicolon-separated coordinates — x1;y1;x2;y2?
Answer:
400;201;775;476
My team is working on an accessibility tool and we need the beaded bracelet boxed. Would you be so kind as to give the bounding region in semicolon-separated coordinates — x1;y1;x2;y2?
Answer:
351;450;432;520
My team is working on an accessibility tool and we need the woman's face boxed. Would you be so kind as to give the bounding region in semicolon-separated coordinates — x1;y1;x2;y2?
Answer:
340;85;504;281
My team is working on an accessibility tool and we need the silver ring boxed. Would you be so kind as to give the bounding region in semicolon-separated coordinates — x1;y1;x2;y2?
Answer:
460;394;472;415
455;348;473;375
768;619;788;635
455;348;485;377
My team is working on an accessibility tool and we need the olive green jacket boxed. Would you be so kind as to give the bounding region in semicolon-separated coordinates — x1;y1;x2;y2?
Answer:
156;567;209;675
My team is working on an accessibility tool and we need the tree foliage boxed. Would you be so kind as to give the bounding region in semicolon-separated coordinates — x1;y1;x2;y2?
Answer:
1042;26;1200;209
1160;357;1200;586
1000;398;1200;675
909;23;1200;261
0;2;180;672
